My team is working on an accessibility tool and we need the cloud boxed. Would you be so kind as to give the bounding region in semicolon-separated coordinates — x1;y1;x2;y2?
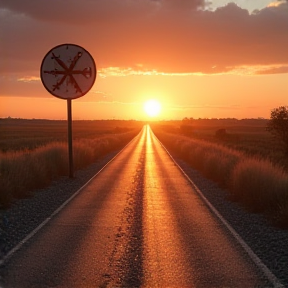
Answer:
99;67;194;77
256;65;288;75
0;0;287;76
0;0;209;23
0;0;158;24
267;0;287;8
157;0;208;10
227;64;288;75
17;76;40;82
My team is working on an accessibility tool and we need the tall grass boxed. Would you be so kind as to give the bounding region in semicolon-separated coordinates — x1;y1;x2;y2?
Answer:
0;143;67;206
0;131;139;208
153;128;288;228
231;159;288;225
154;121;288;170
0;118;143;152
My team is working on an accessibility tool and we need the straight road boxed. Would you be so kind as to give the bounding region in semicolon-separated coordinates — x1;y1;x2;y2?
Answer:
1;126;274;287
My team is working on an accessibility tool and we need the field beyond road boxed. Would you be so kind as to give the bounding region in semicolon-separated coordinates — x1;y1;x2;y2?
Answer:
0;118;143;208
0;118;144;152
0;121;288;286
1;118;288;228
1;126;281;287
151;119;288;229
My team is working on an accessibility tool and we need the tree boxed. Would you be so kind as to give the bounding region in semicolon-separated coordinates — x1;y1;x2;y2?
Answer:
267;106;288;154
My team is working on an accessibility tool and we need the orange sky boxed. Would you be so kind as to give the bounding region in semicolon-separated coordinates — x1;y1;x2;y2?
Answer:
1;0;288;120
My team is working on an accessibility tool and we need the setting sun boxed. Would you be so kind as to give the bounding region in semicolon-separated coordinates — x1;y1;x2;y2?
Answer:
144;99;162;117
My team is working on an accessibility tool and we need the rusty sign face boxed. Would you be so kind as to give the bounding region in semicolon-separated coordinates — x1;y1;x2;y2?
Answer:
40;44;96;100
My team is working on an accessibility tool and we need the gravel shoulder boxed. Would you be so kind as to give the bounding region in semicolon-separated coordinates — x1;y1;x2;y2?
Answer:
0;150;120;261
1;147;287;287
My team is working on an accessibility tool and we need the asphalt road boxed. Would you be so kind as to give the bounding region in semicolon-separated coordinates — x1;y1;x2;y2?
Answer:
1;126;274;287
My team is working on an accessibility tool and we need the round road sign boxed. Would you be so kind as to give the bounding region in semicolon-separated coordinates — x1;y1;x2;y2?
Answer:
40;44;96;100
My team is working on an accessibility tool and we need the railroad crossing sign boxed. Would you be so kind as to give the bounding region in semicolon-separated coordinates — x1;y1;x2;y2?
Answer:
40;44;97;178
40;43;96;99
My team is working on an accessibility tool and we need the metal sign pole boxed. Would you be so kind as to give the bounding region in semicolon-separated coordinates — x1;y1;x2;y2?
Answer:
67;99;74;178
40;43;96;179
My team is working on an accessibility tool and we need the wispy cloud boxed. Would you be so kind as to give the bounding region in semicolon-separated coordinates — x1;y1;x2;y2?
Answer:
255;65;288;75
229;65;288;75
267;0;287;8
165;104;243;111
17;76;40;82
99;67;194;77
100;63;288;77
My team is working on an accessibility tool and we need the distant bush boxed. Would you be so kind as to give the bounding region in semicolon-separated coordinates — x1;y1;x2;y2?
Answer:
152;128;288;228
267;106;288;155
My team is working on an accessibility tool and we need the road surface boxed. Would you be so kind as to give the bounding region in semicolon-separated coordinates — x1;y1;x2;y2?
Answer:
1;126;273;287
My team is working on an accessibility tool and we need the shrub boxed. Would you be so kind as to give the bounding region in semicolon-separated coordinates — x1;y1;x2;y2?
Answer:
267;106;288;155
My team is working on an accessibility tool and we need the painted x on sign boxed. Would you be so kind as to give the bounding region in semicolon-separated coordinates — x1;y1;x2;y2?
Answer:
40;44;96;100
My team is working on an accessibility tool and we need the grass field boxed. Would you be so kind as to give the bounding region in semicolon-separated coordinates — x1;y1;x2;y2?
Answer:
153;118;287;170
151;119;288;228
1;118;287;228
0;118;143;208
0;118;143;152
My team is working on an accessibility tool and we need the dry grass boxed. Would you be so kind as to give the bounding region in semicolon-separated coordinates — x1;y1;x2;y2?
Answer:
0;118;142;152
230;159;288;225
153;119;287;170
0;143;68;206
0;119;142;208
152;126;288;228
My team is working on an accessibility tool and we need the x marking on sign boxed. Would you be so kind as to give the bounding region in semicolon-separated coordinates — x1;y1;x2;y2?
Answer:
44;51;92;95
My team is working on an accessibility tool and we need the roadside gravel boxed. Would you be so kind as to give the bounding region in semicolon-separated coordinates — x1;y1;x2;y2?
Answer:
0;150;119;261
1;146;287;287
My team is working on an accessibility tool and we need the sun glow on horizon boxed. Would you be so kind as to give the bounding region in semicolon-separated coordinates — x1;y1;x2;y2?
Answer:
144;99;162;117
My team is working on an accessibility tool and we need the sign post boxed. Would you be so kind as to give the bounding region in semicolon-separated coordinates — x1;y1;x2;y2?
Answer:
40;43;96;178
67;99;73;178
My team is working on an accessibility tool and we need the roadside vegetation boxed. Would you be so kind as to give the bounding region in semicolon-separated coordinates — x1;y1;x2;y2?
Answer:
0;118;143;208
151;119;288;228
156;118;287;170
